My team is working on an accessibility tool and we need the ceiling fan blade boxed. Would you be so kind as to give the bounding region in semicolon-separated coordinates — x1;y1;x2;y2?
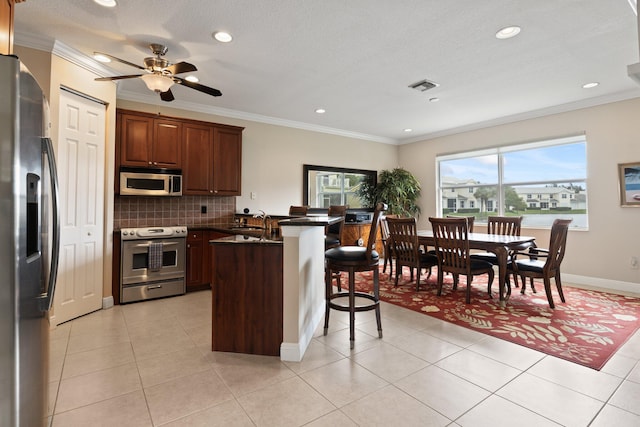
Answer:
94;51;146;70
174;76;222;97
160;89;175;102
166;61;197;75
95;74;145;81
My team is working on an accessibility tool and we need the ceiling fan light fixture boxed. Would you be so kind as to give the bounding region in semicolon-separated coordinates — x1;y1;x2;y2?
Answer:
213;31;233;43
141;73;175;93
496;26;521;39
93;53;111;63
93;0;117;7
582;82;599;89
185;75;199;83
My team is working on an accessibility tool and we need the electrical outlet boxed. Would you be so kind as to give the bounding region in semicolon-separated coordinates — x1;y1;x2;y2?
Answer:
631;256;639;269
251;192;257;200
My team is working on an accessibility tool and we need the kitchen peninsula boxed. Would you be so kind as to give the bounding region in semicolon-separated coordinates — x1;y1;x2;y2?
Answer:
209;216;341;361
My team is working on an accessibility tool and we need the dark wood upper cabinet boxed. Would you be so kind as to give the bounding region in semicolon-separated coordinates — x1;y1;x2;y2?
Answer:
212;126;242;195
119;113;182;168
116;109;243;196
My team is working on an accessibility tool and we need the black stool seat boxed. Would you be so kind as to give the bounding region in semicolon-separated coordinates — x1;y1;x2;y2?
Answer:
325;246;379;263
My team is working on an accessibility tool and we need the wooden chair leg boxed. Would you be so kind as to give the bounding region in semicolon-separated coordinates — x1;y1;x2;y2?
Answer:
544;277;555;309
555;271;566;303
465;275;472;304
437;269;444;296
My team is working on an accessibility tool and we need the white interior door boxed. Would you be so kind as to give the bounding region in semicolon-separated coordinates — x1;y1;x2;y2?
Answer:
53;89;105;324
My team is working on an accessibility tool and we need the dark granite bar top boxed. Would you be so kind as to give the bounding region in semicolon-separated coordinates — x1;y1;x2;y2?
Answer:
209;234;282;245
278;216;342;227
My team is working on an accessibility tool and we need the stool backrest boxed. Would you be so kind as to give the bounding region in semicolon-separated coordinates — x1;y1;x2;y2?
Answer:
366;202;387;261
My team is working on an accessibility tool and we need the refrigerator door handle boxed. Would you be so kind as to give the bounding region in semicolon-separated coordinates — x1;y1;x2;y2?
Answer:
39;137;60;311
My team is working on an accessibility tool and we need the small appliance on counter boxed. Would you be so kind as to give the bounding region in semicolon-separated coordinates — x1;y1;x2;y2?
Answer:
120;226;187;303
345;212;372;223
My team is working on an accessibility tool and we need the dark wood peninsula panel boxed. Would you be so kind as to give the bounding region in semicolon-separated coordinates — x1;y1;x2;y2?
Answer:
210;238;283;356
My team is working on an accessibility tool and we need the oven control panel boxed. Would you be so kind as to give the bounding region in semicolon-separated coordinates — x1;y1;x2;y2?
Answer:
121;226;188;240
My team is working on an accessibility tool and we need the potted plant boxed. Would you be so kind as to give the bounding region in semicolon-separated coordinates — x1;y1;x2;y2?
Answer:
357;167;421;217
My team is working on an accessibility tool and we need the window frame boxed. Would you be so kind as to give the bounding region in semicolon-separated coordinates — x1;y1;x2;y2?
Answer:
436;135;587;229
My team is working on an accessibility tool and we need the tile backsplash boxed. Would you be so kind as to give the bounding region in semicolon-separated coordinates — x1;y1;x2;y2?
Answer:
114;195;235;229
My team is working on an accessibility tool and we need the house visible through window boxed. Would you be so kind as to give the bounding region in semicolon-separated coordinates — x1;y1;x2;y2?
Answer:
303;165;376;210
436;135;587;229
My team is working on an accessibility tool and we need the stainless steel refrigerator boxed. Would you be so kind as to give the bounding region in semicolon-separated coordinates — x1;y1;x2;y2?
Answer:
0;54;60;426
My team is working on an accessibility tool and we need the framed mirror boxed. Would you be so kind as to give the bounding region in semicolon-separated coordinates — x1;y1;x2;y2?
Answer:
303;164;376;211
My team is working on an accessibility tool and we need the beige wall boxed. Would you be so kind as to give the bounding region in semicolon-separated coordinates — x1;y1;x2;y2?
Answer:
399;97;640;291
117;100;400;216
15;45;118;302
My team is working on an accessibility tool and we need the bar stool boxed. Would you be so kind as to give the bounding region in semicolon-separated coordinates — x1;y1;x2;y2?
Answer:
324;202;386;349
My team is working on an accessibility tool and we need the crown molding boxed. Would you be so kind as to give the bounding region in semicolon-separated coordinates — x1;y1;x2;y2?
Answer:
117;90;398;145
400;89;640;144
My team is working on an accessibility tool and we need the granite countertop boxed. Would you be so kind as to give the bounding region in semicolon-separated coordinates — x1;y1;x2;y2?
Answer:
278;215;342;226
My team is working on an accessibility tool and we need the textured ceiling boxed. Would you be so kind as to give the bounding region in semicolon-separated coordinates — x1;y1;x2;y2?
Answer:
13;0;640;144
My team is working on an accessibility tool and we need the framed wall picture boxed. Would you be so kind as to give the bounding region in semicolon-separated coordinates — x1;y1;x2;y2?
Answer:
618;162;640;206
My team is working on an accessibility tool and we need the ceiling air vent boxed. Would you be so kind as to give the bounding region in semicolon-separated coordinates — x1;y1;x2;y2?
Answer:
409;79;439;92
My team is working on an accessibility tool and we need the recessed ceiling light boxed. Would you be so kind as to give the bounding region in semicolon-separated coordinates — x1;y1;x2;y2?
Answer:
93;53;111;63
582;82;599;89
403;128;413;132
496;26;521;39
429;97;440;103
93;0;117;7
213;31;233;43
315;108;326;114
185;75;199;83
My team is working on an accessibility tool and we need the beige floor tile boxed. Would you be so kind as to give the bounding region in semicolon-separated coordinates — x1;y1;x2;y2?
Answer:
435;349;522;392
144;369;234;426
316;326;383;356
526;356;623;401
121;298;173;325
184;322;212;348
211;352;296;397
130;328;196;360
496;372;604;426
66;328;131;355
238;376;335;426
352;341;428;382
466;335;545;370
357;316;419;340
48;381;58;417
421;320;487;348
608;379;640;415
283;340;345;374
627;362;640;383
61;341;135;379
395;365;490;420
601;352;638;378
385;329;462;363
456;394;560;427
49;322;71;341
137;347;214;388
126;315;184;339
300;358;388;407
304;410;358;426
49;352;65;383
160;399;254;427
52;390;152;427
616;330;640;359
55;362;142;414
342;384;451;426
590;404;640;427
68;307;127;337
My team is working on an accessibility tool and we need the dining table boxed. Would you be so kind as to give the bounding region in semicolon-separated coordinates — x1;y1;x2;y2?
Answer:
417;230;536;302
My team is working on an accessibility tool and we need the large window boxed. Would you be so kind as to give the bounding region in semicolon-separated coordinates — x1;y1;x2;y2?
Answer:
437;135;587;229
303;165;376;210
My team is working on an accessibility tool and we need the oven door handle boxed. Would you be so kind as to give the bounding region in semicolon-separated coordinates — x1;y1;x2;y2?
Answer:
129;241;182;249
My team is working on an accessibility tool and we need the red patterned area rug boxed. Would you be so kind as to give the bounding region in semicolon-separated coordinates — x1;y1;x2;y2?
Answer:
353;267;640;370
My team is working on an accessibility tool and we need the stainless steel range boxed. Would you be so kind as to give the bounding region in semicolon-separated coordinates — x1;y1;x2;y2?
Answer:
120;226;187;303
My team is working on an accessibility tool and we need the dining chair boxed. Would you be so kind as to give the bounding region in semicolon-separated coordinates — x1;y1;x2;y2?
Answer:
429;216;494;304
288;205;308;216
446;215;475;232
380;216;395;277
386;217;438;291
470;215;523;295
324;202;386;348
325;205;348;290
507;218;572;308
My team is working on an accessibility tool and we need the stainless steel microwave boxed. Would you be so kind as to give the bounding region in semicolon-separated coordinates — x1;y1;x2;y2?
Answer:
120;167;182;196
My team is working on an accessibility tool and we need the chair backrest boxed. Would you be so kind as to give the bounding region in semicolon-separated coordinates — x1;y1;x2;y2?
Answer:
429;216;471;275
289;205;308;216
544;219;572;273
487;216;522;236
365;202;387;261
446;215;475;233
326;205;348;241
386;217;419;266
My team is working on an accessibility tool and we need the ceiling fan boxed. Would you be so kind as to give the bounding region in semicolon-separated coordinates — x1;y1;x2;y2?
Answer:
94;43;222;102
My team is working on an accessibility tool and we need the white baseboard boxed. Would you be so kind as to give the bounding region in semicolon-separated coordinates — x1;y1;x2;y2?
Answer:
102;296;114;309
280;300;324;362
563;274;640;296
